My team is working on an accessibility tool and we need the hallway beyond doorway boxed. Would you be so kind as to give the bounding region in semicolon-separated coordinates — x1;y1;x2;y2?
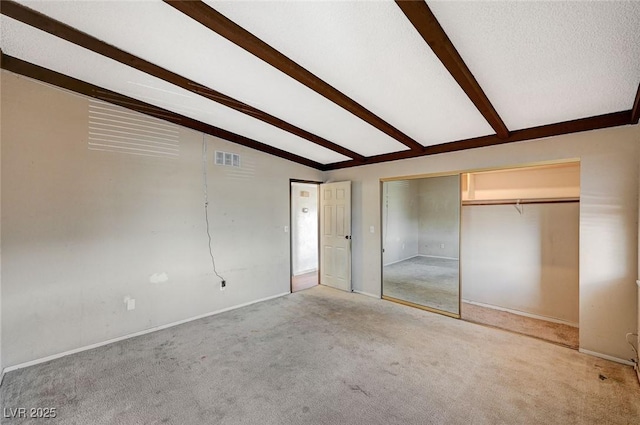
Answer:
292;270;318;292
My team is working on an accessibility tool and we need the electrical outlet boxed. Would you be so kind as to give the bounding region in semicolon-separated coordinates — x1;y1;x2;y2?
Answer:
440;243;445;249
220;280;226;291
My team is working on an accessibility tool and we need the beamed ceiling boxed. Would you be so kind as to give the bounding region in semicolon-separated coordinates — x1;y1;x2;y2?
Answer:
1;0;639;171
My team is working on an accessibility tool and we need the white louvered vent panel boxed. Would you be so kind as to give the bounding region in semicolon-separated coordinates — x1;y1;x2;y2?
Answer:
88;100;180;159
215;151;225;165
215;151;241;168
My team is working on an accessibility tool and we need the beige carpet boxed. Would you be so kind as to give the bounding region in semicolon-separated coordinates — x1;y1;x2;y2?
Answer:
462;302;579;349
1;286;637;424
383;256;459;314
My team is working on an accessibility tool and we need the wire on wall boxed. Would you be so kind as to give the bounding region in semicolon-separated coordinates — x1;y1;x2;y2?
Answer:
202;133;226;284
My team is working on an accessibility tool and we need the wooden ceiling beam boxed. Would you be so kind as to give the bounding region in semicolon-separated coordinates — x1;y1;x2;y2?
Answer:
164;0;425;152
0;0;363;163
395;0;510;139
1;53;326;170
326;110;632;170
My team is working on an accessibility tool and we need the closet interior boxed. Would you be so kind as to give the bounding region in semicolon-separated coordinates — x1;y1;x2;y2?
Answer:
382;161;580;347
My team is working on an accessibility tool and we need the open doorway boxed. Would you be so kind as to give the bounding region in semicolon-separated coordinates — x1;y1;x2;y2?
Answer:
290;181;320;292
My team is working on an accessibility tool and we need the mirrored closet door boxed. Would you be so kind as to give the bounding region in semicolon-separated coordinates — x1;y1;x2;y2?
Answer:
381;175;460;317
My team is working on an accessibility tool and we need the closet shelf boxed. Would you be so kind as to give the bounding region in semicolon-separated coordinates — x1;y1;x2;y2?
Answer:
462;197;579;206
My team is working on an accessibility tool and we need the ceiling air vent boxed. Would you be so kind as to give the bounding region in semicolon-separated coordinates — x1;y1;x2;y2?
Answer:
215;151;241;168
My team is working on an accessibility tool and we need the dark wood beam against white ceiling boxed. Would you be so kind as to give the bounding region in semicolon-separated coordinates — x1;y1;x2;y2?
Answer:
0;53;325;170
326;109;633;170
395;0;510;140
2;1;637;172
163;0;425;153
0;0;364;163
631;83;640;124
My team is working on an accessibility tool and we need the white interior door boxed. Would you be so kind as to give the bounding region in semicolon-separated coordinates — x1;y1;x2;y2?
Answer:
320;181;352;292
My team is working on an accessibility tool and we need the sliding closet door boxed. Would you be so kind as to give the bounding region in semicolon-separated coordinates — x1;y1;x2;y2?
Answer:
382;175;461;317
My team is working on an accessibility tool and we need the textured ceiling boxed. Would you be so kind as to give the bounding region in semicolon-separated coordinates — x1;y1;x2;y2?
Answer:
10;0;407;158
209;0;495;146
1;0;638;169
429;1;640;130
0;15;351;163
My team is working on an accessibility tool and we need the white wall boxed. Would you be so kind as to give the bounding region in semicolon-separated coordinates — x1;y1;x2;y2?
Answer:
462;203;579;324
417;176;460;259
291;183;318;275
382;180;419;265
325;123;640;361
0;72;323;368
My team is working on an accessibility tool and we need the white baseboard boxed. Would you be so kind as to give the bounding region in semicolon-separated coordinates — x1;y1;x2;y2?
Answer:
353;290;380;299
383;254;460;267
3;292;290;374
383;254;419;267
0;369;5;387
418;254;459;261
462;299;578;327
578;349;635;366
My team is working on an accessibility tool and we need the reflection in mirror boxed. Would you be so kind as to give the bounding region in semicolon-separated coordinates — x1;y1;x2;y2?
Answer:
382;175;460;315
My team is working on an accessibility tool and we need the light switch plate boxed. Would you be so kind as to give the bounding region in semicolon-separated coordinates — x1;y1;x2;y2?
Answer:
126;298;135;311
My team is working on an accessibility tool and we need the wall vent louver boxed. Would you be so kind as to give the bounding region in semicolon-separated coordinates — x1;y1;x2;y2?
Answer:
215;151;241;168
88;100;180;159
215;151;224;165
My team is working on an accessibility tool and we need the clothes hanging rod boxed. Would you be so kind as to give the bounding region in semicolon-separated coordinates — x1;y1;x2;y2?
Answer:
462;197;579;207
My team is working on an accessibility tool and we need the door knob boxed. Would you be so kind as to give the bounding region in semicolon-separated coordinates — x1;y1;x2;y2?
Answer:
345;235;351;240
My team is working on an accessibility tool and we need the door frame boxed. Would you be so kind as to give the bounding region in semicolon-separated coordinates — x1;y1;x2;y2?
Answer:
289;179;322;293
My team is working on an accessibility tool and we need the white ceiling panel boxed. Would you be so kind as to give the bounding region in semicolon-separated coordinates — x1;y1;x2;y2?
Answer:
17;0;408;157
0;15;350;165
429;1;640;131
207;0;495;146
